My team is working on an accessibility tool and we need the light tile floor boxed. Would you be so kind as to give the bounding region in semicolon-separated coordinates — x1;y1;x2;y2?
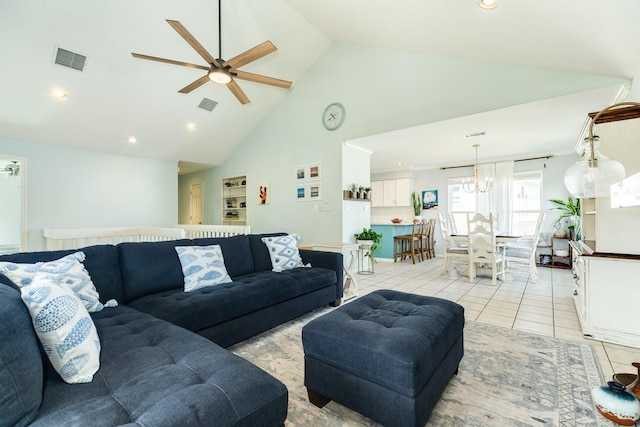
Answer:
353;256;640;382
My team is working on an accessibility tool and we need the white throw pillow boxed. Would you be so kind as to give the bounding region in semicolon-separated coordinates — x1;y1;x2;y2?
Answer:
20;273;101;384
175;245;233;292
0;252;103;313
261;234;310;272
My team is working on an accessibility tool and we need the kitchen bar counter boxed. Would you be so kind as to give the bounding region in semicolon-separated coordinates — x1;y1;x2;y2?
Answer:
371;223;414;259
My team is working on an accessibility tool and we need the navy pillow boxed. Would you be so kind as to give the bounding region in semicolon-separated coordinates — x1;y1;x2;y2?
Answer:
193;235;253;278
0;285;43;427
0;245;124;303
118;239;193;302
248;233;288;272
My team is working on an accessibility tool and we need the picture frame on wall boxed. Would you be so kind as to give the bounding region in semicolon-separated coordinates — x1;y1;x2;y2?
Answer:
258;182;270;205
308;163;321;180
295;165;306;182
422;190;438;210
296;184;307;201
309;183;321;200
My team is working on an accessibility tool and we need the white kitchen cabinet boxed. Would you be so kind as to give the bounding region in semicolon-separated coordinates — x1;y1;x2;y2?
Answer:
372;178;410;207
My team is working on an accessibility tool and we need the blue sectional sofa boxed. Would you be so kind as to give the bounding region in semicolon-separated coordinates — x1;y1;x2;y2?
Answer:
0;233;344;427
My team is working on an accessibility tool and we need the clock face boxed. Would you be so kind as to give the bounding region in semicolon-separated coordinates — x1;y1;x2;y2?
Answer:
322;102;345;130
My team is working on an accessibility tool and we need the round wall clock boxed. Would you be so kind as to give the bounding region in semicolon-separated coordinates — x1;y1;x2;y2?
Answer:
322;102;346;131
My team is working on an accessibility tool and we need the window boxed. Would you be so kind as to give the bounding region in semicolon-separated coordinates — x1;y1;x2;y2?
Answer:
511;171;542;236
448;171;542;235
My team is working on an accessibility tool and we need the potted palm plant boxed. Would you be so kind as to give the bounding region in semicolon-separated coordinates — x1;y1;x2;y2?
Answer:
354;228;382;262
411;191;422;219
549;197;581;240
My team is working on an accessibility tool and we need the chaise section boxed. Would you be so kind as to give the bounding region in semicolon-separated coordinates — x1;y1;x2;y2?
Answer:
28;304;289;427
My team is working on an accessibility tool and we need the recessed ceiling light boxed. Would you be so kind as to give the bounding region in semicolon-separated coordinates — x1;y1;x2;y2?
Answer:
478;0;496;10
186;122;196;131
128;136;137;144
52;89;68;99
396;162;404;166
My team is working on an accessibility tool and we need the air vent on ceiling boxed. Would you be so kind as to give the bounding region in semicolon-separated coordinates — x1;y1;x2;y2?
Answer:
198;97;218;112
54;47;86;71
464;131;486;138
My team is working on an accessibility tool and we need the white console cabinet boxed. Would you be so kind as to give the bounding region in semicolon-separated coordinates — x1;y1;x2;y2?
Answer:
569;110;640;349
571;243;640;348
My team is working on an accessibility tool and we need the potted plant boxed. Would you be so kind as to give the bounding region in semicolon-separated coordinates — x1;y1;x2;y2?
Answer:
549;197;581;240
362;186;371;200
354;228;382;262
358;186;365;199
349;183;358;199
411;191;422;219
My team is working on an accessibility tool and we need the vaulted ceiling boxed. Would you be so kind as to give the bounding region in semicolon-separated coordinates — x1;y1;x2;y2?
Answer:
1;0;639;174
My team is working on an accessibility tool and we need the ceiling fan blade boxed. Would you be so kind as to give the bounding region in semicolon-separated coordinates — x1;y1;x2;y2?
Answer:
166;19;222;67
234;70;292;89
131;53;209;71
224;41;277;70
227;80;250;105
178;75;211;94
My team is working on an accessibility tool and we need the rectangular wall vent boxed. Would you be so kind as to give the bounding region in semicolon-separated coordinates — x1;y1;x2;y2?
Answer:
198;97;218;112
54;48;86;71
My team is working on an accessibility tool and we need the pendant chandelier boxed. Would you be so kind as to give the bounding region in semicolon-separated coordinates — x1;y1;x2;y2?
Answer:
563;101;639;198
463;144;492;193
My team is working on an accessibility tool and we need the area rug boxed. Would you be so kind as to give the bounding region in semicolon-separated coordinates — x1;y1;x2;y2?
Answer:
229;308;613;427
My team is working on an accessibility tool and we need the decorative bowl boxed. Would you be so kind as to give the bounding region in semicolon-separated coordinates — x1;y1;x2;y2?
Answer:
391;218;402;224
613;373;639;389
554;249;569;257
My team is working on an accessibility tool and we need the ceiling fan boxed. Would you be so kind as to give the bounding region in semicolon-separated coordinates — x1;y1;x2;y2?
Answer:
131;0;292;105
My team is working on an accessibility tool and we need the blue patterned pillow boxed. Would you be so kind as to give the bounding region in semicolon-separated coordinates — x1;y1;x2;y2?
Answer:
261;234;310;272
175;245;233;292
0;252;103;313
20;273;101;384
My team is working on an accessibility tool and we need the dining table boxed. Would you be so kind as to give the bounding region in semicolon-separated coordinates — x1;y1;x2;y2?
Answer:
451;234;521;245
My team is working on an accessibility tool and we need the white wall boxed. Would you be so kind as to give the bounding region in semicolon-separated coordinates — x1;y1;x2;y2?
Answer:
341;143;371;243
177;43;623;246
0;157;22;248
0;138;178;251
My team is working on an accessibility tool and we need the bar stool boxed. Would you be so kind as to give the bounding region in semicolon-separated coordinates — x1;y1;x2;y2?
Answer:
393;219;422;264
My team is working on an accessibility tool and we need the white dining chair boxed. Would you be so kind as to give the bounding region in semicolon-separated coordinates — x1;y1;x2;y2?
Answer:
438;213;469;274
504;213;545;282
466;212;505;286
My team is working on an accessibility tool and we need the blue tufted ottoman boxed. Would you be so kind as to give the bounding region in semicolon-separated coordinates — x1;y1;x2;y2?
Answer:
302;289;464;426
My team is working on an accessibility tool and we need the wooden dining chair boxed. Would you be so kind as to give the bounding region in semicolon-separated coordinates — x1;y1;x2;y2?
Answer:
466;212;505;286
394;219;422;264
419;219;430;260
438;214;469;274
427;219;436;259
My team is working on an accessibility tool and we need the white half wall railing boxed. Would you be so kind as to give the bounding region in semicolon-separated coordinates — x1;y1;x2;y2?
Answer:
43;225;251;250
44;227;186;250
178;224;251;239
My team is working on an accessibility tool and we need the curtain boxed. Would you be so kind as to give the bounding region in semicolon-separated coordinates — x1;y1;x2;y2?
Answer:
477;161;514;233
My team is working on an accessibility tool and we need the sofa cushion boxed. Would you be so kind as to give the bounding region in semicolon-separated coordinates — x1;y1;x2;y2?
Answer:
29;305;288;427
117;239;193;303
20;273;101;384
261;234;308;272
126;267;337;333
193;235;253;277
0;284;43;427
175;245;233;291
1;252;104;313
0;245;124;304
249;232;287;272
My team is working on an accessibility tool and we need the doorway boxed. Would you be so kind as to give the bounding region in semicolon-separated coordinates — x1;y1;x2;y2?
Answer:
189;182;204;225
0;155;26;253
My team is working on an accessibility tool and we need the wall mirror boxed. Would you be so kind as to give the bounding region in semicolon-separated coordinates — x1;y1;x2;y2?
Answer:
0;155;26;254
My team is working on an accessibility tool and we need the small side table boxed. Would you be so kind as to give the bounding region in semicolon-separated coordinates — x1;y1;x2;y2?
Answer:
311;243;360;300
358;241;374;275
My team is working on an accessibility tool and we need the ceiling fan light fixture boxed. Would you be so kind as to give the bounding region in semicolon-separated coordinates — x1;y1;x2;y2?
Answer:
208;69;232;84
478;0;497;10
